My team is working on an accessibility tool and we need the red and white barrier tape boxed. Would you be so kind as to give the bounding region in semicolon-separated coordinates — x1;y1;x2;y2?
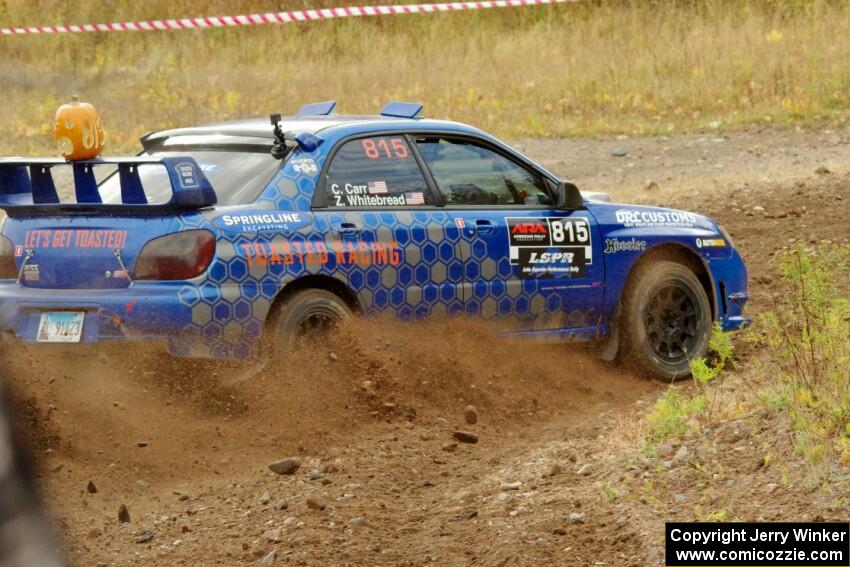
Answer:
0;0;576;36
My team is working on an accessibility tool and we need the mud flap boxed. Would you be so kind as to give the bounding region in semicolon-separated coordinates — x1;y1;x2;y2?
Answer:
597;309;619;362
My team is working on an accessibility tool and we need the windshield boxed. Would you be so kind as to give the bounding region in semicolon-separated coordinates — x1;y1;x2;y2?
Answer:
99;148;280;206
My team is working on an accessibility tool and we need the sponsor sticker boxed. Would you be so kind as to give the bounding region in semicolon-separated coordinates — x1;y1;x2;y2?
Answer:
14;245;22;257
22;229;128;250
506;216;592;278
23;264;39;282
615;208;697;228
240;240;401;269
176;162;199;188
696;237;726;249
198;163;219;173
212;211;311;233
604;238;647;254
291;157;318;176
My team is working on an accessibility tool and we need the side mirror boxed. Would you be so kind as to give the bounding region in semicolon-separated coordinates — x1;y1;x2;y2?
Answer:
556;180;583;209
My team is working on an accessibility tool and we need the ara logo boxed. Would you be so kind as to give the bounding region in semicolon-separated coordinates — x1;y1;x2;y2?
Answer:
507;219;550;246
510;223;547;235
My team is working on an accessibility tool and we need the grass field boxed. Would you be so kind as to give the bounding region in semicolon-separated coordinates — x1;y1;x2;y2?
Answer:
1;0;849;154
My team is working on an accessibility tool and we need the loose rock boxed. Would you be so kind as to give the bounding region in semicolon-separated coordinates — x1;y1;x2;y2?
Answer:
569;512;585;523
306;496;327;511
644;179;659;191
576;464;592;476
674;493;687;503
135;531;154;544
260;550;277;565
655;443;675;459
86;481;98;494
815;165;831;175
612;148;628;157
259;491;271;505
453;431;479;444
546;463;562;477
273;499;288;511
464;405;478;425
350;517;366;527
553;527;567;536
118;504;130;523
442;442;458;453
500;481;522;491
268;457;301;475
262;528;283;543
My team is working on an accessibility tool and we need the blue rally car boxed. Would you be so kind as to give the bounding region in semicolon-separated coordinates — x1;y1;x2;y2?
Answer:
0;101;749;379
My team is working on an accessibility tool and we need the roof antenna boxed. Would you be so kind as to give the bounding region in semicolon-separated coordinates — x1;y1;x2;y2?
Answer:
270;114;295;160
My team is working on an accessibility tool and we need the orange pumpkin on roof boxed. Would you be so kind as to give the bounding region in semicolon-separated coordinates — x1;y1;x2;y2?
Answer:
54;95;105;161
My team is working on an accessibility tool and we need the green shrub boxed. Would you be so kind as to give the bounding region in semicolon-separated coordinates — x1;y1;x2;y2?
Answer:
645;324;732;443
754;244;850;465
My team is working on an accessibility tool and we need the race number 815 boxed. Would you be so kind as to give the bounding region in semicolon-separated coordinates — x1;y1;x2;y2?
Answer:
550;218;590;245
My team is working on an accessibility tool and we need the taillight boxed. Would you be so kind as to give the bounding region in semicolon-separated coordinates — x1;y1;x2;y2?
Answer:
0;235;18;279
133;230;216;280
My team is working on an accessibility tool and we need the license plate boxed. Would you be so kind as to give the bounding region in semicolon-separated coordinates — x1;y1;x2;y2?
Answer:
37;312;85;343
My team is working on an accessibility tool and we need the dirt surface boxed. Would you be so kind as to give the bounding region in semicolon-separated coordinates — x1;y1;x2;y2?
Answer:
2;126;849;566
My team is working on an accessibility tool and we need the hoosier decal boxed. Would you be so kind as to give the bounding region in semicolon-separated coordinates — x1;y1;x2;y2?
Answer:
506;217;592;278
604;238;647;254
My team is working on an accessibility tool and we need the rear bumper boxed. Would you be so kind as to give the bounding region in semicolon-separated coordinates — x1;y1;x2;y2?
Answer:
0;282;261;359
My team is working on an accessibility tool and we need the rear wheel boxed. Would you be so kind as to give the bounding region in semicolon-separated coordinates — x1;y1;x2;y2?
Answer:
271;289;352;351
619;261;712;381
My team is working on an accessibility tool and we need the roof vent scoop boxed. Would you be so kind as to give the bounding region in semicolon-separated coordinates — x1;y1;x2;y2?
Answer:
296;101;337;117
380;102;424;119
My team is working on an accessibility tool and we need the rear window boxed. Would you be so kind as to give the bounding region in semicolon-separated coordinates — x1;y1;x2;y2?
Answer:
99;149;280;206
323;136;432;208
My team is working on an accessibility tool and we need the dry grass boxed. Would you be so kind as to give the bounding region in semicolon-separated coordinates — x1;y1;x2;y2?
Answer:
1;0;849;155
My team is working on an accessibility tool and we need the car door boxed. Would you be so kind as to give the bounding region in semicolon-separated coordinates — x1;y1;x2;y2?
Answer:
411;134;604;332
311;133;465;320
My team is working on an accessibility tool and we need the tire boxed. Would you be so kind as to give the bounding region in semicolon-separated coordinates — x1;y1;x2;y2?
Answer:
271;289;352;351
619;260;712;381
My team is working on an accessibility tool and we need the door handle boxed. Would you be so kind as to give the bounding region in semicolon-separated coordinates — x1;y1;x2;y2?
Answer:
333;222;361;239
474;219;495;235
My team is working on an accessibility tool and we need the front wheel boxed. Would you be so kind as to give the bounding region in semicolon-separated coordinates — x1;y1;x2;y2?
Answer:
619;261;712;381
271;289;352;351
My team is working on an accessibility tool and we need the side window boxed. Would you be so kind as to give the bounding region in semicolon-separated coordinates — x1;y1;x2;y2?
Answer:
414;136;551;206
324;135;431;208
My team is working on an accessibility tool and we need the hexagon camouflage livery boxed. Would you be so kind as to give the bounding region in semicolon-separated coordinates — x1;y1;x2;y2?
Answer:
0;105;750;360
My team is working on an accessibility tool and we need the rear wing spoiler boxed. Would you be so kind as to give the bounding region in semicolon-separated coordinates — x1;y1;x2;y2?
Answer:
0;157;217;216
